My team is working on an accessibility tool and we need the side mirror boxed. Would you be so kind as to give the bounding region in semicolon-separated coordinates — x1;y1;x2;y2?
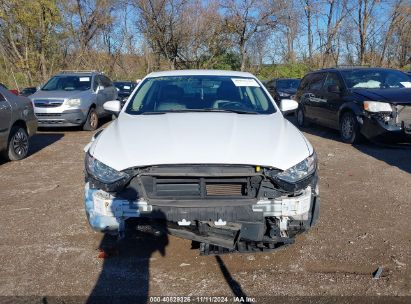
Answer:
96;85;104;92
280;99;298;114
328;84;340;93
103;100;121;116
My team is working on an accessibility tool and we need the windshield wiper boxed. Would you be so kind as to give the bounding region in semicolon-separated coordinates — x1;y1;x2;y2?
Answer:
139;109;259;115
203;108;259;114
157;109;259;114
141;111;167;115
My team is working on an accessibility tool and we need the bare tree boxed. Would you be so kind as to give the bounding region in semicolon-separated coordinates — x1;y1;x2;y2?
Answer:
353;0;378;65
134;0;192;70
222;0;287;71
63;0;114;67
321;0;351;67
302;0;314;61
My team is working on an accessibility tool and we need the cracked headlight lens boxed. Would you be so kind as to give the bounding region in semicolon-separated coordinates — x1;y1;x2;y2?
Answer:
85;153;129;184
277;151;317;183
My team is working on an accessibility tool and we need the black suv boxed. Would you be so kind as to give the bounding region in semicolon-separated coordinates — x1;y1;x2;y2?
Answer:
295;67;411;144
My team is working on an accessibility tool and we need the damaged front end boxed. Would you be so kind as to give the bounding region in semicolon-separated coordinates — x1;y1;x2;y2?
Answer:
84;153;320;254
361;103;411;143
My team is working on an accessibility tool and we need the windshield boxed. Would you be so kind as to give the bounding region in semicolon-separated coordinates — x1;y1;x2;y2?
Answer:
125;76;275;115
277;79;300;90
42;75;91;91
114;82;135;92
340;69;411;89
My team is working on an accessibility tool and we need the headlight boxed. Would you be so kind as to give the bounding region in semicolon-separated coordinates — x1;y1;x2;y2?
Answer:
279;92;290;97
363;101;392;113
66;98;81;107
276;151;317;183
85;153;129;184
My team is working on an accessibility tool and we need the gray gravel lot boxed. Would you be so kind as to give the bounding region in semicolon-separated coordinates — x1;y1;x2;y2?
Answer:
0;119;410;302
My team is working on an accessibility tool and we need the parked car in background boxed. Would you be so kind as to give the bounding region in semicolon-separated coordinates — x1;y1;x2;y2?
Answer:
0;83;19;96
295;67;411;144
266;78;301;104
83;70;319;254
113;81;136;107
0;85;37;161
20;87;37;97
29;70;117;130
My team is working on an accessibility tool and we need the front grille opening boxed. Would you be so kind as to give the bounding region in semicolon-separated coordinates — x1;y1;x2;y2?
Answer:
156;179;200;197
206;183;246;196
141;176;254;199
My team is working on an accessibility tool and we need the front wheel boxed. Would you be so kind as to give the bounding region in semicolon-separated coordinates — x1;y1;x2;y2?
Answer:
340;111;362;144
4;126;29;161
83;107;99;131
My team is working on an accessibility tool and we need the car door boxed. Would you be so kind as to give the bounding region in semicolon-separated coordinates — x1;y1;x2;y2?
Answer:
318;72;345;129
0;91;12;151
302;73;327;124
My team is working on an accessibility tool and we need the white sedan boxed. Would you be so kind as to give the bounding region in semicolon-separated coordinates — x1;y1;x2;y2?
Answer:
83;70;319;254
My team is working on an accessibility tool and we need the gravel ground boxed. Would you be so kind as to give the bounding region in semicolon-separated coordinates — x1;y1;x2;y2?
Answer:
0;118;409;303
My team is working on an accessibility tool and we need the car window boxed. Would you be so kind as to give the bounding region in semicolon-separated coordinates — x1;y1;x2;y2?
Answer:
100;76;112;87
0;92;5;101
309;73;326;90
42;75;91;91
299;75;312;91
92;76;99;91
324;73;343;89
125;76;275;115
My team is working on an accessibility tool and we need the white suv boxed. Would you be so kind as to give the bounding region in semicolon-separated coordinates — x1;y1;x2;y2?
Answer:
84;70;319;254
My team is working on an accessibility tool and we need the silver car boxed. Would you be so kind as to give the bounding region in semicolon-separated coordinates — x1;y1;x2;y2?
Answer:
0;85;37;161
29;71;117;130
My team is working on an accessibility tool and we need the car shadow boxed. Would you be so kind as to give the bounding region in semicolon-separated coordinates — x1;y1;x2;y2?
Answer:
287;115;411;174
0;132;64;165
87;218;169;303
29;133;64;155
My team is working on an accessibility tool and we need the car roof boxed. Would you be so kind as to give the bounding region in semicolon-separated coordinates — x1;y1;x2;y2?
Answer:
55;71;102;77
309;67;401;74
146;69;255;78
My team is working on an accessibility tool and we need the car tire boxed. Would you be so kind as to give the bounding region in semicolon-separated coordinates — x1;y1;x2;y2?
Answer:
340;111;362;144
296;106;310;128
4;126;29;161
83;107;99;131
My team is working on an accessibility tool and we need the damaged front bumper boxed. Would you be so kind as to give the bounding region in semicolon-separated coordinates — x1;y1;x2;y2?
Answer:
360;105;411;144
84;165;320;251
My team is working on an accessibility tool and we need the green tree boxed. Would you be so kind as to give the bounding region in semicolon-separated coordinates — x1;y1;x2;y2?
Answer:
0;0;62;85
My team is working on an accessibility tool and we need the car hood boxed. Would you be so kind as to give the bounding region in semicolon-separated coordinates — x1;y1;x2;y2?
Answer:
90;112;312;172
29;90;87;100
352;88;411;105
